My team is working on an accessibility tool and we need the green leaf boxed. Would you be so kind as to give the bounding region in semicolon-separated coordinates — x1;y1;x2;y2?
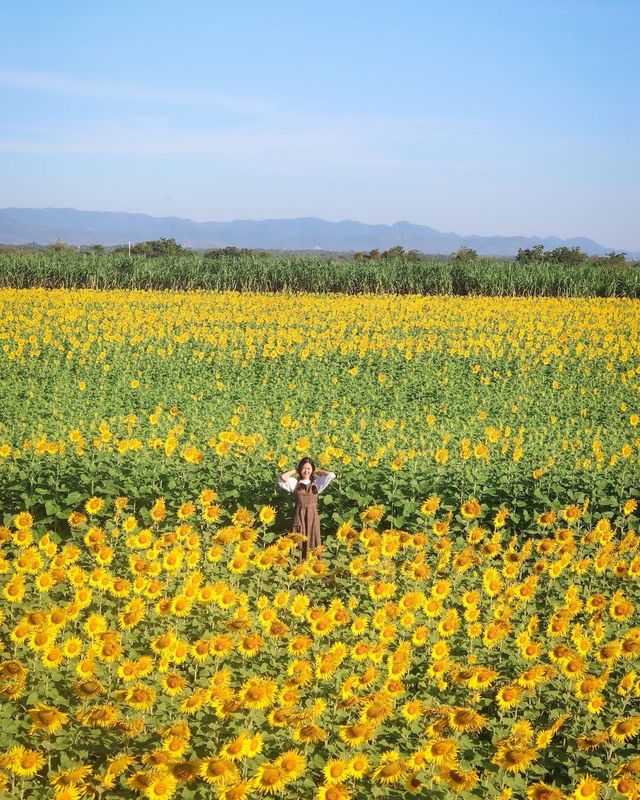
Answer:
65;491;84;506
45;499;60;515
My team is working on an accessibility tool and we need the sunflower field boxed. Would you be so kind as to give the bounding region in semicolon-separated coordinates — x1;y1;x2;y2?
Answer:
0;287;639;799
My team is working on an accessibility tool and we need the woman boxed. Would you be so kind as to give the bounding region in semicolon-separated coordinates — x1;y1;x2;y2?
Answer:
277;457;336;560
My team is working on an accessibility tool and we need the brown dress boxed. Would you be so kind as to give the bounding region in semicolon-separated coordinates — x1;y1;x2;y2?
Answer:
293;481;321;560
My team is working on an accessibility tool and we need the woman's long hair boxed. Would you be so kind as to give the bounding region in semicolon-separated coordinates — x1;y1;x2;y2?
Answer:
296;456;316;479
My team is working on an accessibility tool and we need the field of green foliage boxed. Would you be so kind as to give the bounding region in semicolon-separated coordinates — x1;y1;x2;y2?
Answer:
0;250;638;296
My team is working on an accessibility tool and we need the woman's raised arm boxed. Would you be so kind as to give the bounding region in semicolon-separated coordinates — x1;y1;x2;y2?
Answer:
315;470;336;493
277;469;298;493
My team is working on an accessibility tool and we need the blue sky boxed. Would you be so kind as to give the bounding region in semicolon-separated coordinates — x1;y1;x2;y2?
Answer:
1;0;639;249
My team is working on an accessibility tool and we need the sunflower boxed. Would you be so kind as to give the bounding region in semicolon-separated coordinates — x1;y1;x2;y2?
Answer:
610;593;634;621
612;777;639;799
219;734;249;763
609;717;640;743
10;620;30;645
423;595;443;617
162;722;192;743
467;666;499;690
199;757;239;786
125;685;156;712
150;498;167;523
518;666;552;689
435;448;449;464
50;764;93;790
95;636;124;664
496;685;524;710
278;686;300;706
420;496;441;516
119;601;146;630
482;566;503;596
49;607;69;627
236;632;263;658
573;776;602;800
218;781;254;800
7;745;46;777
240;677;277;709
33;569;55;592
423;739;458;766
595;640;622;663
371;751;408;785
28;625;55;651
460;499;482;519
72;678;104;699
28;703;68;734
3;574;25;603
182;688;210;715
618;672;637;696
42;645;64;669
536;510;557;528
622;635;640;659
576;732;609;751
105;753;137;779
143;770;178;799
259;506;276;525
135;655;154;678
401;700;425;722
561;657;587;679
348;753;370;778
438;610;460;638
360;505;385;524
253;762;287;795
68;511;88;528
169;759;201;783
575;676;604;700
127;770;153;793
492;744;538;773
13;511;33;531
231;508;254;527
448;707;487;733
317;786;352;800
526;783;565;800
293;723;327;744
432;518;450;536
199;504;222;527
324;759;351;785
562;504;583;524
228;554;249;574
276;750;306;781
53;787;84;800
85;496;105;515
190;639;212;662
162;673;188;697
438;766;479;793
13;528;35;549
267;706;292;728
143;751;174;771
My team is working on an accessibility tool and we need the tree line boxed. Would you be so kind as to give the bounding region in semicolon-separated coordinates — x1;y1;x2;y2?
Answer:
0;238;634;266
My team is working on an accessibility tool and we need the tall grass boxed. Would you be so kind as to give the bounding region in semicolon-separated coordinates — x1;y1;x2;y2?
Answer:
1;251;639;296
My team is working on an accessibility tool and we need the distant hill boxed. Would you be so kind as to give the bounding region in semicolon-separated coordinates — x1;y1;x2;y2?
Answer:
0;207;628;257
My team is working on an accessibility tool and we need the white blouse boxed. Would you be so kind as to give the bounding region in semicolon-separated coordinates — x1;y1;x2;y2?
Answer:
277;471;336;494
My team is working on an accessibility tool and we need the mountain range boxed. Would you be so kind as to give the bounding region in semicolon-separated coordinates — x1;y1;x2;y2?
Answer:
0;207;629;257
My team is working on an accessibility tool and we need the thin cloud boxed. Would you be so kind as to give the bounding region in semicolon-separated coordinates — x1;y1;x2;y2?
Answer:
0;69;272;114
0;115;489;173
0;72;490;171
